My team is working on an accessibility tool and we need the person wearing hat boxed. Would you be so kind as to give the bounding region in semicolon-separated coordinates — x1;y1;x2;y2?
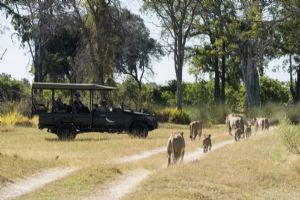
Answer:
74;92;89;113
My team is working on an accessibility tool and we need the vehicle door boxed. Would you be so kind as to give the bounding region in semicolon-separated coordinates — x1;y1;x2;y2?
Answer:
92;110;108;131
73;113;92;129
104;108;125;131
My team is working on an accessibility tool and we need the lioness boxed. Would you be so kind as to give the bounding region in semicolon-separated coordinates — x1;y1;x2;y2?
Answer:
203;134;212;153
167;132;185;166
226;114;244;136
189;120;202;141
251;117;269;131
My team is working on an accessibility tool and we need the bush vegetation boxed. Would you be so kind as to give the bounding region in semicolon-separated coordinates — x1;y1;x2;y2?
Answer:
112;77;292;124
156;108;191;124
0;74;295;126
278;117;300;154
0;73;30;103
0;112;37;128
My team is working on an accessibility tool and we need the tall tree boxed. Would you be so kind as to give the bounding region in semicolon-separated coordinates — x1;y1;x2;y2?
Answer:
70;0;118;88
0;0;73;82
143;0;200;110
274;0;300;102
114;9;163;89
238;1;266;109
190;0;238;104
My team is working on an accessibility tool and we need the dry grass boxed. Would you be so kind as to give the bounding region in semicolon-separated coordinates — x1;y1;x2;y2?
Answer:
125;129;300;200
19;165;123;200
0;124;230;199
0;112;37;127
0;125;228;167
0;153;57;186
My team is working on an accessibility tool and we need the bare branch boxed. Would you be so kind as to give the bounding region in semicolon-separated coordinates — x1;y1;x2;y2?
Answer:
0;48;7;60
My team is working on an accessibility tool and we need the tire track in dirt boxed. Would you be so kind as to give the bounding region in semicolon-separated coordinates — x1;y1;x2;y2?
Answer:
110;134;226;164
89;169;151;200
92;128;273;200
111;147;165;164
91;139;235;200
0;167;78;200
184;139;234;163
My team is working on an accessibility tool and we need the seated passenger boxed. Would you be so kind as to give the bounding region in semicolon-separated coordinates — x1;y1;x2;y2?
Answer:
32;97;47;113
98;100;108;112
92;104;99;112
55;96;65;111
74;92;89;113
55;96;72;112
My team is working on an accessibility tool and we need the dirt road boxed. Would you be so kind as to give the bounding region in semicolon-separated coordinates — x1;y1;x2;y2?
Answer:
0;167;78;200
91;139;235;200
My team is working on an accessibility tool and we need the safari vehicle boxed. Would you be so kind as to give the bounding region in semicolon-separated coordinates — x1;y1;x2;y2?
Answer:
32;82;158;140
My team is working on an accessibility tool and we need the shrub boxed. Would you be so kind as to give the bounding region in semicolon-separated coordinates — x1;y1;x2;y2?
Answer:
169;110;191;124
0;100;32;117
246;103;300;124
156;108;172;123
278;117;300;154
156;108;191;124
185;104;231;125
114;77;155;111
0;112;37;127
260;77;290;104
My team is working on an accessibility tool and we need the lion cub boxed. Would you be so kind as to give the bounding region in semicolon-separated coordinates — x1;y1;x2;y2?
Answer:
203;134;212;153
245;125;252;138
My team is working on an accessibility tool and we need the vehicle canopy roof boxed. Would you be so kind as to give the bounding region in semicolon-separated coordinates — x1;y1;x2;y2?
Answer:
32;82;116;91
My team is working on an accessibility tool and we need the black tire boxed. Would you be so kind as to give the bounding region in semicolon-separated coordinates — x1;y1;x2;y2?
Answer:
57;125;77;141
130;122;148;138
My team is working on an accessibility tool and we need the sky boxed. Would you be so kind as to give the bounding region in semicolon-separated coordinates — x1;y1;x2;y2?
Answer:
0;0;290;84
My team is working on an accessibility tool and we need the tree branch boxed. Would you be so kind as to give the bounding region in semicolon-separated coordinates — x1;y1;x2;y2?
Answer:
0;48;7;60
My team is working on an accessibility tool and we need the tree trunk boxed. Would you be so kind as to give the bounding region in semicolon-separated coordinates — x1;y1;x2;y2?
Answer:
176;71;183;110
221;42;226;103
241;39;261;110
95;1;112;100
214;57;220;103
289;54;296;102
37;0;43;83
175;36;184;111
295;65;300;103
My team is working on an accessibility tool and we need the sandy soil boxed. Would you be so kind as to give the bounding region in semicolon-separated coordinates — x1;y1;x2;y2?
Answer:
90;139;235;200
0;167;78;200
89;169;151;200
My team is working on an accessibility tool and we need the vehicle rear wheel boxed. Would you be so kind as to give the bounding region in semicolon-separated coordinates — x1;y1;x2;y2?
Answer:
130;122;148;138
57;125;77;140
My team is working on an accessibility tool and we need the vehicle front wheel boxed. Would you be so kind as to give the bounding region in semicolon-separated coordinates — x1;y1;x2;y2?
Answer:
57;125;77;141
130;122;148;138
